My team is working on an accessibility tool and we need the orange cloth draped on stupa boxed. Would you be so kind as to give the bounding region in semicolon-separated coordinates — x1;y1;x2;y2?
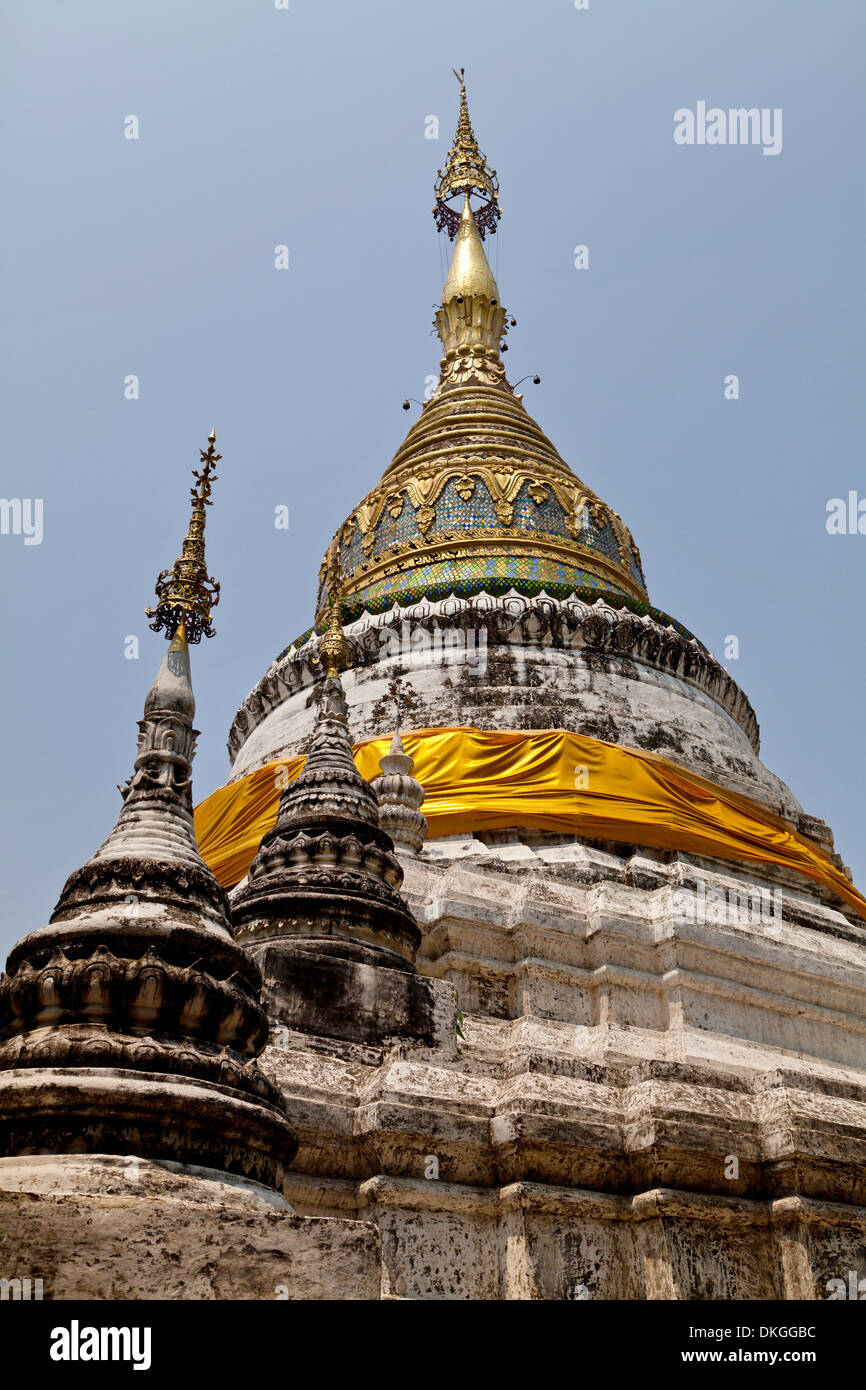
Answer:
193;726;866;921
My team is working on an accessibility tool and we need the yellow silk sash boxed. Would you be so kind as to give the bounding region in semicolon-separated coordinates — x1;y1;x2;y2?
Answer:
194;726;866;920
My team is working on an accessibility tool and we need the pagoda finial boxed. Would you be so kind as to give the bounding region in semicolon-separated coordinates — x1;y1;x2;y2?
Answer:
146;429;221;643
376;731;428;855
433;69;501;240
313;556;352;679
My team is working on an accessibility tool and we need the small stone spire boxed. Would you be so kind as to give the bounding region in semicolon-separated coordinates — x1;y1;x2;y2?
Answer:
233;672;419;963
80;622;203;873
230;586;442;1043
0;437;296;1188
231;665;449;1046
376;731;428;854
271;675;383;837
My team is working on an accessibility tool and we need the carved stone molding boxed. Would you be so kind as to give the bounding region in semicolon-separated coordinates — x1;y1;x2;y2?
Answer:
0;941;269;1058
228;591;759;762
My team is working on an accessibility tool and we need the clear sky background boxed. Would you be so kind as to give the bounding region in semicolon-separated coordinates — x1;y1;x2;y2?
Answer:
1;0;863;958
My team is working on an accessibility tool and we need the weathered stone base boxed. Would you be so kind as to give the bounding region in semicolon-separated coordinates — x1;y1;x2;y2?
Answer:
1;1156;863;1299
0;1065;297;1191
0;1155;377;1300
283;1173;866;1301
4;820;864;1299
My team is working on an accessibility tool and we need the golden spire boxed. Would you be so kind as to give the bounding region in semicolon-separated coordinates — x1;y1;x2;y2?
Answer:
434;191;508;390
430;73;508;389
442;192;500;303
298;67;651;634
433;69;501;240
146;429;221;643
312;556;352;679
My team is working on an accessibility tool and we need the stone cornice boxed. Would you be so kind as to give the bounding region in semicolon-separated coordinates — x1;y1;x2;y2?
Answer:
51;857;231;925
0;1027;283;1105
227;591;759;764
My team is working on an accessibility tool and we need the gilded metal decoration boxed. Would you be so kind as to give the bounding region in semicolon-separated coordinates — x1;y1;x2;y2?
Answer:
316;446;648;619
313;558;352;679
433;70;501;240
147;429;221;643
313;72;649;627
455;474;476;500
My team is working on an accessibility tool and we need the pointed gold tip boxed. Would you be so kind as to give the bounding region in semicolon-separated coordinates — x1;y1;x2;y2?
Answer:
208;429;216;443
442;192;500;303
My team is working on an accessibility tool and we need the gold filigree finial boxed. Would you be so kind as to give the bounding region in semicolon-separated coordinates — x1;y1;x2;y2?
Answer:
315;567;353;681
146;429;221;644
313;557;352;679
433;69;501;240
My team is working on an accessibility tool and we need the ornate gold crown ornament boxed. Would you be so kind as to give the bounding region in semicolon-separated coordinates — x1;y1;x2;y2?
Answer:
433;69;501;240
146;430;221;643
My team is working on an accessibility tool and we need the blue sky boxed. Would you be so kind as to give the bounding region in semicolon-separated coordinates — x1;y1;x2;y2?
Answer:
1;0;864;956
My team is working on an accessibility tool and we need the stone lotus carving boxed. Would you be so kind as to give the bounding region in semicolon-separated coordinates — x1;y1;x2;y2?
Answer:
0;1026;281;1103
0;942;269;1056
